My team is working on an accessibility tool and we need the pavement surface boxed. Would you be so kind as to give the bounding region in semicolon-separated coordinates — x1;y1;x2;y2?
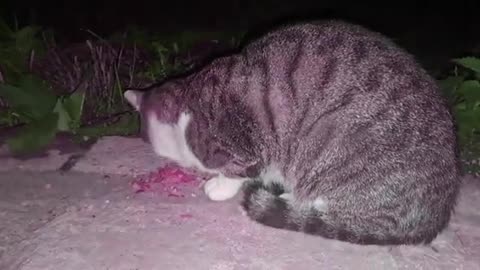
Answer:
0;136;480;270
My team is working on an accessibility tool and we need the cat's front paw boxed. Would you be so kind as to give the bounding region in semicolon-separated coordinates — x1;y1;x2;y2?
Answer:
204;175;244;201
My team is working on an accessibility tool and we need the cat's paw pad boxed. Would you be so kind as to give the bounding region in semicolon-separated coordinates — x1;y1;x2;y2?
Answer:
204;176;243;201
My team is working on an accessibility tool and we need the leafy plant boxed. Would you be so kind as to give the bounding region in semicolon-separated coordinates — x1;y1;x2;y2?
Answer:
0;19;244;154
0;75;85;154
0;20;135;154
141;41;183;81
439;56;480;173
111;27;244;81
0;18;83;154
0;19;45;82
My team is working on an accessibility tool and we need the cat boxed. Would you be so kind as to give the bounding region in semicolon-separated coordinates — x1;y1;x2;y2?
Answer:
124;19;461;245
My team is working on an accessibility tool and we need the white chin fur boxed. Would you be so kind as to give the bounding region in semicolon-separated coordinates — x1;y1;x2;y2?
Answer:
146;111;250;202
146;111;215;173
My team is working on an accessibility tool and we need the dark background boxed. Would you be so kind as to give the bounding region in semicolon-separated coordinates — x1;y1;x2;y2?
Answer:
1;0;479;72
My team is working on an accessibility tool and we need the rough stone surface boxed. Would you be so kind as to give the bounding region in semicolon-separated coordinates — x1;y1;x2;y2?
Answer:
71;136;166;176
0;148;72;172
0;136;479;270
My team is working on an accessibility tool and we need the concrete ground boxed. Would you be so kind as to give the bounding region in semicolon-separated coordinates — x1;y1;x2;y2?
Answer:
1;136;480;270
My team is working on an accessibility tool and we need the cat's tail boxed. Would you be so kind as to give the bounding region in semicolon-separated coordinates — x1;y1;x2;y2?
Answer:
241;180;410;245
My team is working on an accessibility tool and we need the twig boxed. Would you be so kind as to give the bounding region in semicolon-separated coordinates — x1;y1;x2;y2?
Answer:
0;69;4;108
28;49;35;72
115;40;125;105
82;29;107;43
129;42;137;87
83;110;133;127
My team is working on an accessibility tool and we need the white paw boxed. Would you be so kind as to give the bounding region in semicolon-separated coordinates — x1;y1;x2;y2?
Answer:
204;175;244;201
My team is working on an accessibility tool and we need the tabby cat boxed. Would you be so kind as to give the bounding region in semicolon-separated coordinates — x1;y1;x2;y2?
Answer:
124;20;461;245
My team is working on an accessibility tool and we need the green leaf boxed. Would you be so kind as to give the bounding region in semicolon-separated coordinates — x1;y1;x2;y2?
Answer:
454;106;480;146
14;26;41;56
53;98;71;132
454;101;466;111
0;108;19;126
457;80;480;109
0;18;14;40
63;91;85;131
438;75;464;103
6;112;59;154
0;46;28;77
0;75;57;121
453;57;480;74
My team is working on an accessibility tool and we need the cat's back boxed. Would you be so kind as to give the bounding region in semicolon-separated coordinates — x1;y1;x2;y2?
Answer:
243;19;427;84
228;20;457;169
237;20;450;129
244;19;409;63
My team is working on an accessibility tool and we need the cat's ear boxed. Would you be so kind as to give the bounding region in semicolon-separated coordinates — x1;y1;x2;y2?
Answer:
124;90;143;111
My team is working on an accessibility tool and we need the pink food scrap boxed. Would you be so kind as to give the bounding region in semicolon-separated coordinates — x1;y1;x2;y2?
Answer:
131;165;202;197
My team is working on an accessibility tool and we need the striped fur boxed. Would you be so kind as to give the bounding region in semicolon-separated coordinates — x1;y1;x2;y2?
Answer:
125;20;461;245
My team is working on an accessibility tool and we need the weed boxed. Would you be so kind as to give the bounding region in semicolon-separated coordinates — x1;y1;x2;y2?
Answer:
439;56;480;173
0;18;242;154
0;74;86;154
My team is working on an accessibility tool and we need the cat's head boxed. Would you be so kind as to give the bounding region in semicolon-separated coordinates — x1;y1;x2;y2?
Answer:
124;81;188;141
